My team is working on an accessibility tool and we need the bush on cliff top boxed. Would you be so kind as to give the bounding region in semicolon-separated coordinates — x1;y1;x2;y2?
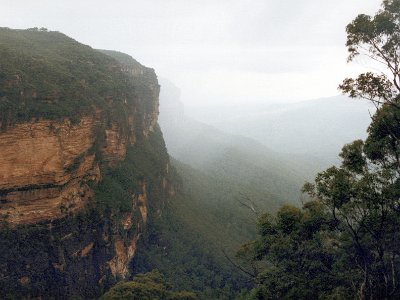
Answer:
0;27;135;127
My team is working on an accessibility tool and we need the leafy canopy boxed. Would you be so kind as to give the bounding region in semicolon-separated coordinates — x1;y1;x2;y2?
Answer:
100;270;197;300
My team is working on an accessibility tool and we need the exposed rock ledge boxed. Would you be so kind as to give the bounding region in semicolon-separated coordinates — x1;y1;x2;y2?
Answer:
0;116;136;225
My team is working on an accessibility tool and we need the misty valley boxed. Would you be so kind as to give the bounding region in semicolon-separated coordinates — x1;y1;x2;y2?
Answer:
0;0;399;299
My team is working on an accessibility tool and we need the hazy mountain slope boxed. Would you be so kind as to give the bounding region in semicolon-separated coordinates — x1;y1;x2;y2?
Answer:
159;79;327;204
185;96;373;163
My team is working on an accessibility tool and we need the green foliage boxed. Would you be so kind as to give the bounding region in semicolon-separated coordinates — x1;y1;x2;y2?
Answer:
101;270;197;300
237;202;340;300
339;139;366;174
364;104;400;163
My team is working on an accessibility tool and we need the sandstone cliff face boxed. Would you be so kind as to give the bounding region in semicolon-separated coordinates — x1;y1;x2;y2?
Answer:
108;181;148;278
0;60;160;225
0;38;172;298
0;118;98;224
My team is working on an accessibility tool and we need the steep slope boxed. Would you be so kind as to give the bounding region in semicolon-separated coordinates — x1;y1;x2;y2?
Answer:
0;28;174;298
131;158;257;299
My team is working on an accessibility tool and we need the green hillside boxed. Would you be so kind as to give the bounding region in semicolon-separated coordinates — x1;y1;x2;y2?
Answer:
133;159;256;299
0;27;138;127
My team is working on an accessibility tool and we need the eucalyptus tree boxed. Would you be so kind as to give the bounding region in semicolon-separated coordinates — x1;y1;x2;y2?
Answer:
238;1;400;299
307;1;400;298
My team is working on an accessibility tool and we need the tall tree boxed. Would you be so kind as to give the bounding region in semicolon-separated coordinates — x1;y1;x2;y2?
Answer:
340;0;400;108
313;1;400;297
238;1;400;299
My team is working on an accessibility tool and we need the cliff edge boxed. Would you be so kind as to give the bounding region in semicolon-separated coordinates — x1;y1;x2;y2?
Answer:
0;28;174;298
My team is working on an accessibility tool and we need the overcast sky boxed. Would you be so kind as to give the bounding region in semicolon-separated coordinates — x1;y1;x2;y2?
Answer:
0;0;382;105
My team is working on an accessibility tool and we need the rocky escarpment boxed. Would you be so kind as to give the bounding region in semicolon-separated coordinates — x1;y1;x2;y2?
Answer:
0;28;175;298
0;117;99;224
0;107;158;225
